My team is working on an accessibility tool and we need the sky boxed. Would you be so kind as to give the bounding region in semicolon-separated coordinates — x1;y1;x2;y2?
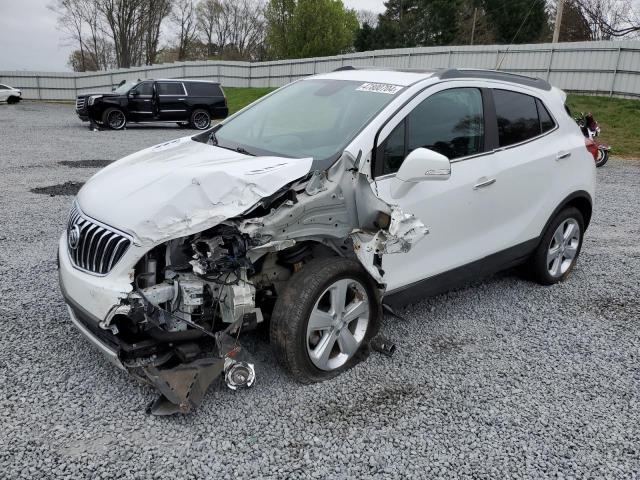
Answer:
0;0;386;73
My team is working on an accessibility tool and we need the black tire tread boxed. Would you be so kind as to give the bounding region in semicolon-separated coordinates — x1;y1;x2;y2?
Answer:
270;257;380;384
527;207;584;285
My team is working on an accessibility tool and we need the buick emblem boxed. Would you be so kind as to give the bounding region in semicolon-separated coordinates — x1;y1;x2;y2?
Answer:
68;225;81;250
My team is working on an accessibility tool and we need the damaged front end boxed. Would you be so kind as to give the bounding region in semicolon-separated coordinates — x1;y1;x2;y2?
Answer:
67;152;428;415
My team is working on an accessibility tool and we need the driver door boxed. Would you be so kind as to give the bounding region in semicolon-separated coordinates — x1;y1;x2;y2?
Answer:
373;85;502;292
128;81;154;121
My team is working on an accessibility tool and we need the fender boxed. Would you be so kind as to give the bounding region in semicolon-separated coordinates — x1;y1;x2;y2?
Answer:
540;190;593;240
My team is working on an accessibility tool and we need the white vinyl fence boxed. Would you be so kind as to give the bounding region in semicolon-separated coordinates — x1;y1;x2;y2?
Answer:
2;40;640;101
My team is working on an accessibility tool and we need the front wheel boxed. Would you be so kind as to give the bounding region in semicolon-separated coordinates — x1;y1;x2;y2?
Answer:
189;109;211;130
595;147;609;167
6;96;20;104
102;107;126;130
270;257;380;384
527;207;584;285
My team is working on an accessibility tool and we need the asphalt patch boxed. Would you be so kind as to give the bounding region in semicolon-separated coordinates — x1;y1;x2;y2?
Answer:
58;160;113;168
31;181;84;196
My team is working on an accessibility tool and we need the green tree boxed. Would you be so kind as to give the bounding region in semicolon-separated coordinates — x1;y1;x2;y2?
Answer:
265;0;359;59
265;0;359;58
356;0;465;50
482;0;549;44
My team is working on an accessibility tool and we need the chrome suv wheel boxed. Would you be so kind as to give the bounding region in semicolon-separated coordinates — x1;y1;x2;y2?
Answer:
102;108;126;130
190;109;211;130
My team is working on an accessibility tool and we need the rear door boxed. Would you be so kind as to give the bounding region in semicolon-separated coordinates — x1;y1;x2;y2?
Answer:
488;88;560;250
374;84;504;291
157;81;188;120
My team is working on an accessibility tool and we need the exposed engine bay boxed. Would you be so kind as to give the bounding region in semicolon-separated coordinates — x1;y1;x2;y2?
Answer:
79;151;428;415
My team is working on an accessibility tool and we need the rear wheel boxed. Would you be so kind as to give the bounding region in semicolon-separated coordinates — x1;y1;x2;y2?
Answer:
527;207;584;285
270;257;380;384
190;109;211;130
595;147;609;167
102;108;126;130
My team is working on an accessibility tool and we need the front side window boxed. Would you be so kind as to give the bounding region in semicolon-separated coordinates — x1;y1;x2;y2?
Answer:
158;82;185;95
0;84;8;90
494;89;541;146
381;88;484;175
133;82;153;96
215;79;399;161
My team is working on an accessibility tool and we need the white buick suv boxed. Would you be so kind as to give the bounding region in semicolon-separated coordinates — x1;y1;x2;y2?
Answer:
58;68;596;414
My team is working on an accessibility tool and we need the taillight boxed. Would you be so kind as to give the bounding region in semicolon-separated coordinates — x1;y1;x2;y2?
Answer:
585;138;598;162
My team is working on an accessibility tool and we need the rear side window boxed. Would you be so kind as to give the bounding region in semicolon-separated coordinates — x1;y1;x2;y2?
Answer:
186;82;222;97
536;99;555;133
380;88;484;175
158;82;185;95
494;90;541;146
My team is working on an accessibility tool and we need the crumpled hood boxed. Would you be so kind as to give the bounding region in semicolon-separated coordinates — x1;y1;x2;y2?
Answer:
77;136;313;246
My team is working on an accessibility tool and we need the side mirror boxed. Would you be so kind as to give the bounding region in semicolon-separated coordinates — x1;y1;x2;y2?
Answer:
129;90;138;97
396;148;451;183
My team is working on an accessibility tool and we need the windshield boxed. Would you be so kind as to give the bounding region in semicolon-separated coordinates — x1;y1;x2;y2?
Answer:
215;79;402;160
113;81;137;94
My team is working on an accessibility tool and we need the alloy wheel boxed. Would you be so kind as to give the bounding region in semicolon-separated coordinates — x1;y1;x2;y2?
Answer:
108;110;125;129
306;278;369;371
547;218;580;277
193;112;210;129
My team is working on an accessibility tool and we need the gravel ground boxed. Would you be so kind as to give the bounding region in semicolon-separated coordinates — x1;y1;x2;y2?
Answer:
1;102;639;479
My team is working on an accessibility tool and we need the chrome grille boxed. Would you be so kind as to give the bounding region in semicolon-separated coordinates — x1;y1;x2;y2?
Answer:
67;204;131;275
75;97;86;111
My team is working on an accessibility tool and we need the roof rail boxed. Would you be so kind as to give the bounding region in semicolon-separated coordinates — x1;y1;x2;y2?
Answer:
437;69;551;91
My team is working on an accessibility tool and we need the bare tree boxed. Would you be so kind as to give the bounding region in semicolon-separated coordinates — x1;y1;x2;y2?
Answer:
573;0;640;38
197;0;225;57
356;9;379;27
170;0;199;61
142;0;171;65
195;0;266;60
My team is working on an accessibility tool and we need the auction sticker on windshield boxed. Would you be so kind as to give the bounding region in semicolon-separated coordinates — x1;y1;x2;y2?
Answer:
356;83;403;95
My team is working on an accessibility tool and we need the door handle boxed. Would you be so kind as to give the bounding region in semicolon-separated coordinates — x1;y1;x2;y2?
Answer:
177;98;186;101
556;151;572;160
473;178;496;190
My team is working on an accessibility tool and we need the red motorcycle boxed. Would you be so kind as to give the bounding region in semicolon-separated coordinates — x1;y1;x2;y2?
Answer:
575;112;610;167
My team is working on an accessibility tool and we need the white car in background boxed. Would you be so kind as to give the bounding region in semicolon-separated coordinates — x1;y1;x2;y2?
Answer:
0;84;22;103
58;68;596;415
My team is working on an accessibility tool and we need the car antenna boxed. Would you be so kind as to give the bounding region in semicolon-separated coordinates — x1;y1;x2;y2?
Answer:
495;0;543;70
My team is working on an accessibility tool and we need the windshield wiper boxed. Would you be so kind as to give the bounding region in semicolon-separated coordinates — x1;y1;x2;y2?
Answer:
235;146;255;156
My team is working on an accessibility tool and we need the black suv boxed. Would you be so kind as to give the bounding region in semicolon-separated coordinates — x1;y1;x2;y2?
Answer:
75;79;228;130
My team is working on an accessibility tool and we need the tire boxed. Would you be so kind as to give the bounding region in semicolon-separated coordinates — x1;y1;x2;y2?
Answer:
189;109;211;130
6;96;20;104
595;147;609;167
102;107;126;130
527;207;584;285
270;257;381;384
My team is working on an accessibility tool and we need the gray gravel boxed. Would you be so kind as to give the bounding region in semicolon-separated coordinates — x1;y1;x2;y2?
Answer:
1;102;639;479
